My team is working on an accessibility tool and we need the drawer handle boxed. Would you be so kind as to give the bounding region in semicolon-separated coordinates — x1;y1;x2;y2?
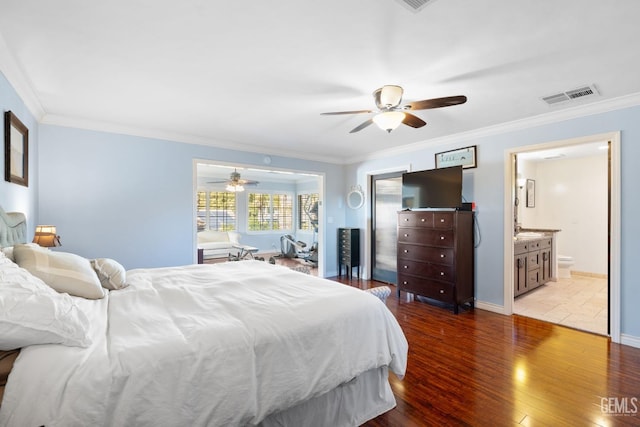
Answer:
440;218;445;223
404;233;409;237
439;289;444;294
403;249;408;253
440;236;445;240
403;281;408;285
404;218;409;222
421;218;425;222
440;254;445;258
440;272;445;276
403;265;408;269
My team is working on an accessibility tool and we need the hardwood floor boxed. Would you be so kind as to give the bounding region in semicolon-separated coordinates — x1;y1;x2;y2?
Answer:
329;276;640;426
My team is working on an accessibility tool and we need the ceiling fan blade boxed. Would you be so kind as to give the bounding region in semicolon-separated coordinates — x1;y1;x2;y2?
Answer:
402;113;427;129
321;109;373;115
349;119;374;133
238;180;259;185
407;95;467;111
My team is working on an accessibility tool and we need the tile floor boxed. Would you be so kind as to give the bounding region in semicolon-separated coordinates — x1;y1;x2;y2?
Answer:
514;274;608;336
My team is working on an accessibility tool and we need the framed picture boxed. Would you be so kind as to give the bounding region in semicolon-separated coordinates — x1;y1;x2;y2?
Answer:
526;179;535;208
435;145;477;169
4;111;29;187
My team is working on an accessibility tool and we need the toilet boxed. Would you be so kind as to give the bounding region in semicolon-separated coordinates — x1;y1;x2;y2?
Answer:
557;255;574;278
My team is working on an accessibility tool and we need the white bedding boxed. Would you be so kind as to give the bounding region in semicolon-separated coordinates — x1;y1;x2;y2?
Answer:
1;261;407;426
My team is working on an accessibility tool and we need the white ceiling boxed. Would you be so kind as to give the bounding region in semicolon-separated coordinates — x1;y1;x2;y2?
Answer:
1;0;639;164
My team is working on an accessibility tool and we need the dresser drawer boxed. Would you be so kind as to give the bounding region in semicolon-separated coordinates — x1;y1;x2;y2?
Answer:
398;259;455;282
539;238;552;249
339;229;353;240
398;211;434;227
338;248;351;258
514;241;529;255
397;274;454;303
397;243;454;265
527;251;540;269
433;212;454;229
338;240;351;250
398;228;454;247
528;269;540;287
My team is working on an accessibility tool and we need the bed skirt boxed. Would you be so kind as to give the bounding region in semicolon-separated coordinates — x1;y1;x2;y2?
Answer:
261;366;395;426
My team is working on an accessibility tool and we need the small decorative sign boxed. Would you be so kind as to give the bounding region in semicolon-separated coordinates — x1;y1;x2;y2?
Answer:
435;145;477;169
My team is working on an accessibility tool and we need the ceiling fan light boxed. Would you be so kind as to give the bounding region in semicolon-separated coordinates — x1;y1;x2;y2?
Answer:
373;111;406;133
379;85;403;107
226;183;245;192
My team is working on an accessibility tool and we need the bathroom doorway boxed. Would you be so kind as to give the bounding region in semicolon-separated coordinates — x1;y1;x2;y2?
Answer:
504;132;621;341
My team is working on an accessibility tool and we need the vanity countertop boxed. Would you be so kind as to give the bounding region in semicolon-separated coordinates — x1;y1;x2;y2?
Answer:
520;228;561;233
514;228;561;241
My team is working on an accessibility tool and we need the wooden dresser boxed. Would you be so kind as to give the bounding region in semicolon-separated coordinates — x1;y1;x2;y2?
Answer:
338;228;360;278
397;210;474;314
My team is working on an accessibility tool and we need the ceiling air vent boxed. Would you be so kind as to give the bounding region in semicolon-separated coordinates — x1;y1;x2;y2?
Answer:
542;84;600;106
394;0;438;13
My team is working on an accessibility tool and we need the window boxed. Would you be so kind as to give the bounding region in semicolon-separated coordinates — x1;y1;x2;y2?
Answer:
197;191;236;231
248;192;293;231
298;193;319;231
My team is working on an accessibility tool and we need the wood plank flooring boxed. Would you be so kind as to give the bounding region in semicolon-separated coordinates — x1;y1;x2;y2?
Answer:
329;276;640;426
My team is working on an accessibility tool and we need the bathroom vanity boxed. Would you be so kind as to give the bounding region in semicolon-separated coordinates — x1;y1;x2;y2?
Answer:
514;230;558;297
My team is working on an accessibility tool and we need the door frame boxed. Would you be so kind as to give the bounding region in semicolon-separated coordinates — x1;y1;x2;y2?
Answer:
502;131;620;342
364;165;412;281
193;159;326;277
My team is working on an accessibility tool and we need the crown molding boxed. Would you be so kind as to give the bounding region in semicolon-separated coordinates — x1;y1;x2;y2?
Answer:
347;92;640;164
0;33;45;120
40;113;340;164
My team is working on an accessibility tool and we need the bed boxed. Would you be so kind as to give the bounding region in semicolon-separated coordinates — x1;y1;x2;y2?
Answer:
0;208;408;426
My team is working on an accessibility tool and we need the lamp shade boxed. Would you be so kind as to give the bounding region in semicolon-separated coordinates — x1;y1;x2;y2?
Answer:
373;111;406;133
33;225;61;247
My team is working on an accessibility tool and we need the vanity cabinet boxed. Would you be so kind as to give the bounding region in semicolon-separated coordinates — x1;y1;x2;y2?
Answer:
514;237;553;297
397;210;474;314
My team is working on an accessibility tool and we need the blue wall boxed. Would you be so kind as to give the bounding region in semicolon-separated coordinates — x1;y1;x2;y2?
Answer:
38;125;345;273
0;72;38;233
346;104;640;339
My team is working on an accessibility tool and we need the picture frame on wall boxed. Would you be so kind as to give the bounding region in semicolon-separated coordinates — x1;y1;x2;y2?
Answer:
435;145;477;169
4;111;29;187
526;179;535;208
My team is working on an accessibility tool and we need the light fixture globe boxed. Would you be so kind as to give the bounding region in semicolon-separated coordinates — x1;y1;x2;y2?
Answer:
374;85;404;109
226;183;245;192
373;111;406;133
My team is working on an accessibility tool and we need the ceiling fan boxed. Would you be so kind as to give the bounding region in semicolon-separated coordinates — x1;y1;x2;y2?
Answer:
207;169;259;192
321;85;467;133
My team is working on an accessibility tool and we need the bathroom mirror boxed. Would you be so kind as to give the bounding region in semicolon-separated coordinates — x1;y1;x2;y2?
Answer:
347;185;365;209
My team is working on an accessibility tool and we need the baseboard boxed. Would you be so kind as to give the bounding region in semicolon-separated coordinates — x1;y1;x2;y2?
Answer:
621;334;640;349
571;271;607;279
475;300;507;315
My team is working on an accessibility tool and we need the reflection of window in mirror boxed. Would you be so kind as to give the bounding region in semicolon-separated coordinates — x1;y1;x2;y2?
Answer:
347;185;364;209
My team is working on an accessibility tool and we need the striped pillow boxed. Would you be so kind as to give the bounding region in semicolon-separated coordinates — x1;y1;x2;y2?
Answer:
13;244;105;299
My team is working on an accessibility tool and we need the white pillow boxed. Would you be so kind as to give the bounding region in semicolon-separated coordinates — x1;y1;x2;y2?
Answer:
91;258;128;290
13;244;105;299
0;253;92;350
1;243;41;262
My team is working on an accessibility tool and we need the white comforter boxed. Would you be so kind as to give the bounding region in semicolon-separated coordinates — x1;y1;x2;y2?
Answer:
1;261;407;426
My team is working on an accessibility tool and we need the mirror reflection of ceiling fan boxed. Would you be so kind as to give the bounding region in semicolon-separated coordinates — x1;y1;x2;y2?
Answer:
321;85;467;133
207;169;259;192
